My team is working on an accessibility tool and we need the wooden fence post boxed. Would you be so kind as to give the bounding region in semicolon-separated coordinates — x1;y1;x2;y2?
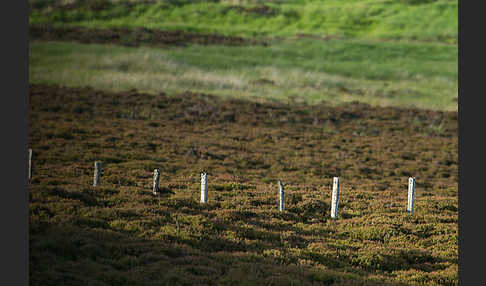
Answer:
28;148;32;181
278;180;285;212
200;172;207;204
153;169;160;195
330;177;340;220
407;177;416;215
93;161;102;187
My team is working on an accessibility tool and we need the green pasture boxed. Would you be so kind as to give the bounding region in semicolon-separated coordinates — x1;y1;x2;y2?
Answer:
29;38;458;111
29;0;458;43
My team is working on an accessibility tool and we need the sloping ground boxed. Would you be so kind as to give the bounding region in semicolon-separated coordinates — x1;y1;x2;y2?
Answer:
29;25;266;47
29;84;457;285
28;0;458;43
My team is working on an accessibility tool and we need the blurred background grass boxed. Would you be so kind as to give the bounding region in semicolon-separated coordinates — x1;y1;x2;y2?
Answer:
30;0;457;43
29;0;458;111
30;38;457;110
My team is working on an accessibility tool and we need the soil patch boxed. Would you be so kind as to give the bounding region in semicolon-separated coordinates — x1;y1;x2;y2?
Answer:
29;0;154;11
29;25;267;47
225;5;277;16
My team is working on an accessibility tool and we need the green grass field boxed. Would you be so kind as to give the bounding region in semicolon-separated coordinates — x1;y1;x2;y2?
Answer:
29;38;457;111
30;0;458;43
28;0;458;111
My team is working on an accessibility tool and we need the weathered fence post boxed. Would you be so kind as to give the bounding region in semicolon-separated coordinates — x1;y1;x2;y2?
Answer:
278;180;285;212
28;148;32;181
200;172;207;204
330;177;340;220
153;169;160;195
93;161;102;187
407;177;416;215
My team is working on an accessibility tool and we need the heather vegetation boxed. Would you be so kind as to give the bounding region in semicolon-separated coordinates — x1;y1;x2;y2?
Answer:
28;0;458;285
29;84;457;285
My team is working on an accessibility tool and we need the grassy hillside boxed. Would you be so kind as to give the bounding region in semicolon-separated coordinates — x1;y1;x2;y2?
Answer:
29;0;458;43
29;84;458;285
28;0;458;111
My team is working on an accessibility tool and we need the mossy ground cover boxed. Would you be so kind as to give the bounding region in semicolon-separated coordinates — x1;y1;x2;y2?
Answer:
29;84;457;285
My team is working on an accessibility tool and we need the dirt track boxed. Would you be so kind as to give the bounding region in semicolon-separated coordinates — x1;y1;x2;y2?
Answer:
29;25;267;47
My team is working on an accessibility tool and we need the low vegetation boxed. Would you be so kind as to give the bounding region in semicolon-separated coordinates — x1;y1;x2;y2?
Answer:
28;0;457;284
29;84;457;285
